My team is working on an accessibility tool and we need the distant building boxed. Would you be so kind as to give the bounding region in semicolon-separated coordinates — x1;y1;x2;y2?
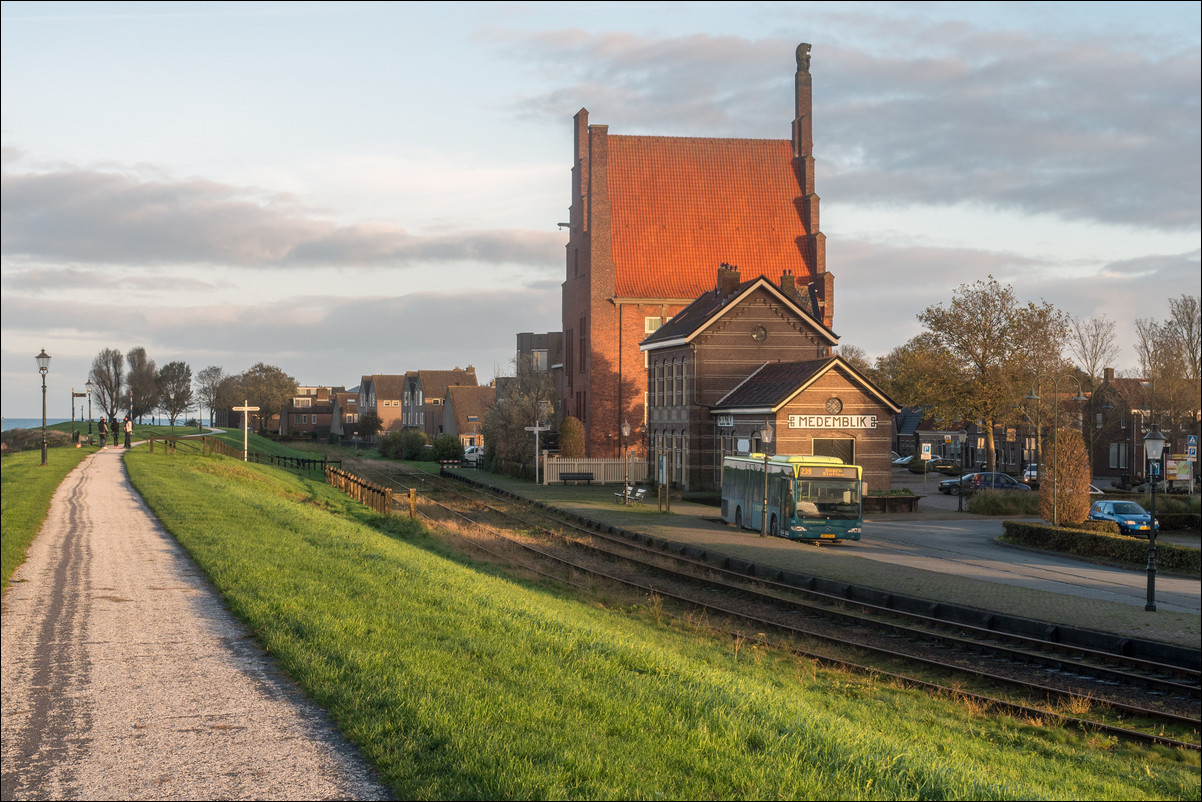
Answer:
401;367;478;440
360;375;407;432
443;384;496;448
330;390;359;438
279;386;341;438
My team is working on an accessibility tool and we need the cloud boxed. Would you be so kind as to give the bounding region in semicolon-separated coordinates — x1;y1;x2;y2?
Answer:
490;24;1199;230
1;160;565;269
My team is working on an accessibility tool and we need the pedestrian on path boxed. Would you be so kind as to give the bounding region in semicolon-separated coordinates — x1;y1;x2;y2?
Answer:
123;416;132;449
97;417;108;448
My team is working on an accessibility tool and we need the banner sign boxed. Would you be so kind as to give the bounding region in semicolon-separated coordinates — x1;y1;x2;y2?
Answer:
788;414;878;429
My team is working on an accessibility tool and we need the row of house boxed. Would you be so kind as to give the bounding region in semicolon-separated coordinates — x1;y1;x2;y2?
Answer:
277;367;497;449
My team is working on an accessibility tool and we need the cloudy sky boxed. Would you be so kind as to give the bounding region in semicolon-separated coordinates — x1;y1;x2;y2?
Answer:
2;1;1199;418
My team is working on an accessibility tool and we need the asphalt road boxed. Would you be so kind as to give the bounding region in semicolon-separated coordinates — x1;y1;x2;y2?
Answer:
1;448;392;801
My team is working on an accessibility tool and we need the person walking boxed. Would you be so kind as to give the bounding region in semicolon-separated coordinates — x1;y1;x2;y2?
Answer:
98;417;108;448
123;416;133;449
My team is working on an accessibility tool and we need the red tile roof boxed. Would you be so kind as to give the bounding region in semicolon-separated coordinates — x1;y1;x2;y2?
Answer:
608;135;811;299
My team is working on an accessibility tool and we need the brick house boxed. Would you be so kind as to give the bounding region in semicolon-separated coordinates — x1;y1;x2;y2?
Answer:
279;386;340;438
561;43;833;457
642;266;898;493
443;384;496;448
330;390;359;438
359;375;407;432
401;367;478;441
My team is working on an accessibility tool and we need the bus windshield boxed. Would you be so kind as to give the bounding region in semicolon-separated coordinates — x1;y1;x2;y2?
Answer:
791;478;861;520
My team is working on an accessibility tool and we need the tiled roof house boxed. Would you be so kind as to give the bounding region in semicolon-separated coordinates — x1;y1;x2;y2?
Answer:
561;43;833;456
444;384;496;448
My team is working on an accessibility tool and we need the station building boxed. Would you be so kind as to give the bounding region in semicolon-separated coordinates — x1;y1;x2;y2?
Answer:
642;265;899;493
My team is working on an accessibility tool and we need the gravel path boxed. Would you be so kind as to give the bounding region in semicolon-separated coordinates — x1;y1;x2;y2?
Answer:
1;448;393;801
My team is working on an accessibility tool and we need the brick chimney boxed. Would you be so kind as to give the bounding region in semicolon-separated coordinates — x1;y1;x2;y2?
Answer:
717;262;741;297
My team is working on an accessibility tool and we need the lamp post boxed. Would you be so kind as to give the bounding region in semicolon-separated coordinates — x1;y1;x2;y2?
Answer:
760;420;774;538
1143;424;1166;612
36;349;51;466
1025;375;1088;527
957;429;968;511
621;420;631;504
86;379;94;444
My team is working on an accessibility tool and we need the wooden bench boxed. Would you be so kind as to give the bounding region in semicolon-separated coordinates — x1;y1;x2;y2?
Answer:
560;472;595;485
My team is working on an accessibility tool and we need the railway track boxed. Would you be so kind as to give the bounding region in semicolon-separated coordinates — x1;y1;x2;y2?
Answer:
340;460;1201;751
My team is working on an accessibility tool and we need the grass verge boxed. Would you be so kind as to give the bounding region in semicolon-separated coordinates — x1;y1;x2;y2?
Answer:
123;447;1200;800
1;446;96;593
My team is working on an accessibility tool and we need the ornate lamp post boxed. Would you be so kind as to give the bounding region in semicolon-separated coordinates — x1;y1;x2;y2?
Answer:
621;420;631;504
86;379;94;444
759;420;774;538
36;349;51;466
1143;424;1166;612
957;429;968;511
1025;375;1088;527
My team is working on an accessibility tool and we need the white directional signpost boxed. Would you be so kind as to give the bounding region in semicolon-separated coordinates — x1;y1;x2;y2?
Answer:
232;400;260;462
525;422;551;484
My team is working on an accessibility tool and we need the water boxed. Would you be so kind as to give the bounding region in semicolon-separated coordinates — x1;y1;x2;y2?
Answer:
2;418;71;432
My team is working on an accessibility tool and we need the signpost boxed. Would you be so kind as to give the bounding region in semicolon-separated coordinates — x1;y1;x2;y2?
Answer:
232;400;260;461
525;422;550;484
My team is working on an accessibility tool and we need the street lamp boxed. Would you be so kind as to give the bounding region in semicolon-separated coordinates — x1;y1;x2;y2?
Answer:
760;420;774;538
1143;424;1166;612
957;429;968;511
36;349;51;466
1025;375;1088;527
621;420;632;504
86;379;94;444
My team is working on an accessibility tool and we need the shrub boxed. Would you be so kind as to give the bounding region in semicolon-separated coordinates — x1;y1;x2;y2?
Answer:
559;416;586;458
967;491;1039;516
1001;521;1200;576
431;434;463;462
399;429;429;460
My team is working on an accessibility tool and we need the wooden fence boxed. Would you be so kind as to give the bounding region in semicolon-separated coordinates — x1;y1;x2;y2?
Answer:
198;436;339;473
325;465;392;515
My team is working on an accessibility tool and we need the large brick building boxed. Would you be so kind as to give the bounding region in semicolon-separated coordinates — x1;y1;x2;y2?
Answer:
560;43;833;457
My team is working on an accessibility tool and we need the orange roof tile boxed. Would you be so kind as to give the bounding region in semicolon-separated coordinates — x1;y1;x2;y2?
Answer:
608;135;812;299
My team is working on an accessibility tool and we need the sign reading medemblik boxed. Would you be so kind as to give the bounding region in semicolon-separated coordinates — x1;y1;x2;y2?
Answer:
788;414;878;429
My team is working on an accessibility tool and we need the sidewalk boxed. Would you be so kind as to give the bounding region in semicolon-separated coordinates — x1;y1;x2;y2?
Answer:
1;448;391;800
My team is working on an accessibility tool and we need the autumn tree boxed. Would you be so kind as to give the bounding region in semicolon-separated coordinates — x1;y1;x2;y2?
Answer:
356;409;383;440
156;361;193;433
126;346;159;422
1038;427;1092;527
88;348;124;425
237;362;297;433
896;277;1069;472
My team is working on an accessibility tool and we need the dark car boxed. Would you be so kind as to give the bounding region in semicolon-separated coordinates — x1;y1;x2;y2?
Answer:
1088;500;1159;537
938;472;1031;495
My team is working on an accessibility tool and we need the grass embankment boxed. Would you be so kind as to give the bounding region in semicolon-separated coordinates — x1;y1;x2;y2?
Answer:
1;446;96;593
122;447;1200;800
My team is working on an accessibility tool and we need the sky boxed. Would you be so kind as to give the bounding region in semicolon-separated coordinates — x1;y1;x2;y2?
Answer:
2;1;1199;418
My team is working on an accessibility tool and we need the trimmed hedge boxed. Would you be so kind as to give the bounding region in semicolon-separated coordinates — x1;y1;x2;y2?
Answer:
1001;521;1200;576
1159;513;1201;533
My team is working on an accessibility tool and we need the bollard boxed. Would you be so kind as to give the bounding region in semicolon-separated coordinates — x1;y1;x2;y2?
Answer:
409;488;417;518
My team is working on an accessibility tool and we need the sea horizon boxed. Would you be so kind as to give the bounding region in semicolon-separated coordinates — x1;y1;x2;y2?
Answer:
3;417;210;432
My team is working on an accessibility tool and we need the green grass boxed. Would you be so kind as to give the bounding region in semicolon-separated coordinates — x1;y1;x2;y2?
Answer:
122;447;1200;800
1;446;96;593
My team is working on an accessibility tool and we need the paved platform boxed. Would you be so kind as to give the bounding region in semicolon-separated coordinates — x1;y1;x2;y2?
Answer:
448;468;1201;651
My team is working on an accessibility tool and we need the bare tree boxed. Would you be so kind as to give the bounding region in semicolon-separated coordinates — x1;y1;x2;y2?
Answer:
126;346;158;422
88;348;124;426
1068;315;1120;389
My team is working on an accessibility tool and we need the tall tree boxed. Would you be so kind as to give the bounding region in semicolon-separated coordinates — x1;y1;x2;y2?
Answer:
195;365;225;427
126;346;159;422
237;362;297;433
88;348;124;425
899;277;1069;472
156;361;193;433
1068;315;1120;390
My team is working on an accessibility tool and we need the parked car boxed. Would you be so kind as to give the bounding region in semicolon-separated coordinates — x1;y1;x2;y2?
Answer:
938;472;1031;495
892;454;913;466
463;445;485;465
1021;464;1042;483
1088;500;1159;537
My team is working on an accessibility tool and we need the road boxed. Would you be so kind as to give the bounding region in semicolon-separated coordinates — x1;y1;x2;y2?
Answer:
1;448;391;801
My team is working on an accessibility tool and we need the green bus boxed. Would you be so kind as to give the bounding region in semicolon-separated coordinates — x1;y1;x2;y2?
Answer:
720;454;865;542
